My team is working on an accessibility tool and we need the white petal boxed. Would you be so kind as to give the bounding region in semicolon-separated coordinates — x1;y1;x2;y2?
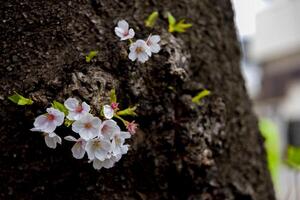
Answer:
81;113;94;122
117;20;129;31
128;28;135;38
72;120;84;134
71;142;85;159
137;52;149;63
91;117;101;127
120;144;129;154
150;44;161;53
114;27;125;38
30;127;42;132
64;135;77;142
43;121;57;133
121;28;135;40
95;149;108;161
120;131;131;139
145;46;152;57
150;35;160;43
129;43;137;52
135;39;146;46
82;102;91;113
64;98;79;111
54;113;65;126
93;159;104;170
101;139;112;151
44;133;61;149
47;107;65;126
101;158;116;169
67;111;80;121
33;115;48;129
128;52;137;61
85;141;95;160
100;120;119;139
80;128;97;140
103;105;114;119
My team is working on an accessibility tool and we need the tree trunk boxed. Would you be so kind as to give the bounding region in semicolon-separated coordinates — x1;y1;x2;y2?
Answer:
0;0;275;199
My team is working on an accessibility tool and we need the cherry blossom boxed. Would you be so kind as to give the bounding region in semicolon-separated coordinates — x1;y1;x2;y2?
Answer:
64;97;90;121
72;113;101;140
64;136;86;159
92;154;122;170
100;119;120;140
111;131;131;156
128;39;152;63
31;107;65;133
44;132;62;149
85;138;112;161
146;35;161;53
114;20;135;40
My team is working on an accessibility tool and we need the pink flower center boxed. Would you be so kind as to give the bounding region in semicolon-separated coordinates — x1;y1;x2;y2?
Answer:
47;114;55;121
76;105;83;113
84;122;92;129
123;30;129;36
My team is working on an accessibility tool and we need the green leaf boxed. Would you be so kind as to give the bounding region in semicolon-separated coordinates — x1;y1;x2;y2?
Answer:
64;119;74;127
285;145;300;170
117;105;137;116
167;12;192;33
259;119;281;183
85;50;98;63
8;92;33;105
51;100;68;115
173;19;192;33
110;89;117;103
167;12;176;26
145;11;159;28
192;89;211;104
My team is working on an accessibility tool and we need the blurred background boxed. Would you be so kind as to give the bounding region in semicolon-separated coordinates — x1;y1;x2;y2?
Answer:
232;0;300;199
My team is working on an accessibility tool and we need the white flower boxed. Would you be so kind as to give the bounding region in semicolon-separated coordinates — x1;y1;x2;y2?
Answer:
103;105;114;119
111;131;131;156
100;120;120;140
128;39;152;63
44;132;62;149
64;136;86;159
72;113;101;140
64;98;90;121
92;154;122;170
114;20;135;40
31;107;65;133
146;35;161;53
85;138;112;161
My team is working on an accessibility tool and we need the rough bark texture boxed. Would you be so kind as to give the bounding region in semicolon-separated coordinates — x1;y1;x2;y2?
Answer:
0;0;275;199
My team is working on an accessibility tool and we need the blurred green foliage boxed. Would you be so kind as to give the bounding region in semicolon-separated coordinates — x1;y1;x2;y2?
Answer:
259;119;280;184
145;11;159;28
286;145;300;170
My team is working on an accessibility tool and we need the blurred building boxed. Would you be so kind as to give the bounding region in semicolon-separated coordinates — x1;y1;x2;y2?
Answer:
248;0;300;199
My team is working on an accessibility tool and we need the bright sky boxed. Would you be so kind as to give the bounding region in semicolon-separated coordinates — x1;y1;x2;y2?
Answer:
232;0;269;37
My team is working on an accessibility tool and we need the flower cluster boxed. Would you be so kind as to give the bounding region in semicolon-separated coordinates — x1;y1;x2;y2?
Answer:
31;97;137;170
114;20;161;63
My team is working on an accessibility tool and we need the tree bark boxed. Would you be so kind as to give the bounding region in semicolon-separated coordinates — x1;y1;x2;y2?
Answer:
0;0;275;199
